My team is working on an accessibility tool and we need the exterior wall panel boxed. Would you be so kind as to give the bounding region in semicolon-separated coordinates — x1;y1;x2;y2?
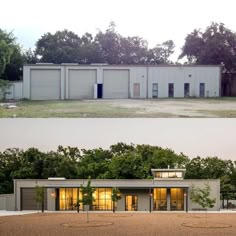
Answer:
6;82;23;100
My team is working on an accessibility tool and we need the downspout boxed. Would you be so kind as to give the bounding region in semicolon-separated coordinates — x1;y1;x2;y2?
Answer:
146;65;149;98
14;179;17;211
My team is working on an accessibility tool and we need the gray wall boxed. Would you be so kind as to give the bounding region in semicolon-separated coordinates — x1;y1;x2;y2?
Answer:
0;194;15;210
14;178;220;211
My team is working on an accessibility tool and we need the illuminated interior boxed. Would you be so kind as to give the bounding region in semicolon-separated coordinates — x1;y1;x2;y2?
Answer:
153;188;167;210
93;188;112;210
59;188;83;210
155;171;183;179
170;188;184;210
125;195;138;211
59;188;112;211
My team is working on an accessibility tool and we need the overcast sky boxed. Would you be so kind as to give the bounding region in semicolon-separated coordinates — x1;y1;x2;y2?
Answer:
1;0;236;60
0;119;235;161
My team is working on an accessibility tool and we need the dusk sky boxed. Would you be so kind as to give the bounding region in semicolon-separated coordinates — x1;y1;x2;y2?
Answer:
1;0;236;60
0;119;235;160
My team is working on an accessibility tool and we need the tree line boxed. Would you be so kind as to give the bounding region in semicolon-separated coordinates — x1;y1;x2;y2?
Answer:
0;22;236;81
0;143;236;194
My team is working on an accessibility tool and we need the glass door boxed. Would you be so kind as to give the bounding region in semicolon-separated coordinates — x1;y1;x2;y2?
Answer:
125;195;138;211
170;188;184;211
153;188;167;210
199;83;205;97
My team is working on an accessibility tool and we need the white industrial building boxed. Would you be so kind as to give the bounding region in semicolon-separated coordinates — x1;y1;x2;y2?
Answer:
6;64;221;100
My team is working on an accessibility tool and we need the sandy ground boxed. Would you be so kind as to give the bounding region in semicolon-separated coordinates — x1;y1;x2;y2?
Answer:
1;212;236;236
109;99;236;117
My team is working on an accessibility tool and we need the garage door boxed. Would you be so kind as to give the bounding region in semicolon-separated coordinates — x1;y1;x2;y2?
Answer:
68;70;96;99
30;69;61;100
21;188;47;210
103;70;129;98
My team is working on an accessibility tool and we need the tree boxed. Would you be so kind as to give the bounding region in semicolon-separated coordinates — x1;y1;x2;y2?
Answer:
79;178;95;222
190;183;216;222
119;36;148;64
0;29;24;81
35;185;45;213
0;29;15;77
111;187;121;213
95;22;122;64
148;40;175;64
23;49;38;64
179;22;236;71
35;30;82;63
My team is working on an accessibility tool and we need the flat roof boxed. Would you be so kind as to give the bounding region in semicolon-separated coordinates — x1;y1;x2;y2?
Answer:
24;64;222;68
151;169;186;172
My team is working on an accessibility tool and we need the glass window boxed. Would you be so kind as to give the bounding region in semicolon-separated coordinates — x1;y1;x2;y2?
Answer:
153;188;167;211
59;188;82;211
152;83;158;98
93;188;112;211
170;188;184;211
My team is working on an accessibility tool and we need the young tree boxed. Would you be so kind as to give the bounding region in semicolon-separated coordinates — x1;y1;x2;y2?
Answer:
79;178;95;222
35;185;45;213
111;187;121;213
190;183;216;222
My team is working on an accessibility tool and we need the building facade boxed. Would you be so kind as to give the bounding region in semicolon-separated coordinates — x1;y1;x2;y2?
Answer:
19;64;221;100
13;169;220;212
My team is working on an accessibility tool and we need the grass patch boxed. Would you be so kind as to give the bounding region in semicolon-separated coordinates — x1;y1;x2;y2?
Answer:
0;98;236;118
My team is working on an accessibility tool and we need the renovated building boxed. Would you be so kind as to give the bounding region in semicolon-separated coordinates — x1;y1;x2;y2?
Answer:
5;64;221;100
10;169;220;212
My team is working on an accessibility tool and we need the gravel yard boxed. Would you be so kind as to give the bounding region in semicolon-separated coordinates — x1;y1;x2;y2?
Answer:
1;212;236;236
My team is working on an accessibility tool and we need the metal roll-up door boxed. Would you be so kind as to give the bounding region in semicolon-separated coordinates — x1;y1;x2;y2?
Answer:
103;69;129;98
68;69;96;99
21;188;47;210
30;69;61;100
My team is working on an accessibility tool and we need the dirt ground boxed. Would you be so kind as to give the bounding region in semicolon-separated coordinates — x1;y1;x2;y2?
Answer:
1;98;236;117
0;213;236;236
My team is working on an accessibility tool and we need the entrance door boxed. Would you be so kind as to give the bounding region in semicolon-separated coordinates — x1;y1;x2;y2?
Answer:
170;188;184;211
184;83;190;97
97;84;103;99
125;195;138;211
153;188;167;210
199;83;205;97
168;83;174;98
133;83;140;98
152;83;158;98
